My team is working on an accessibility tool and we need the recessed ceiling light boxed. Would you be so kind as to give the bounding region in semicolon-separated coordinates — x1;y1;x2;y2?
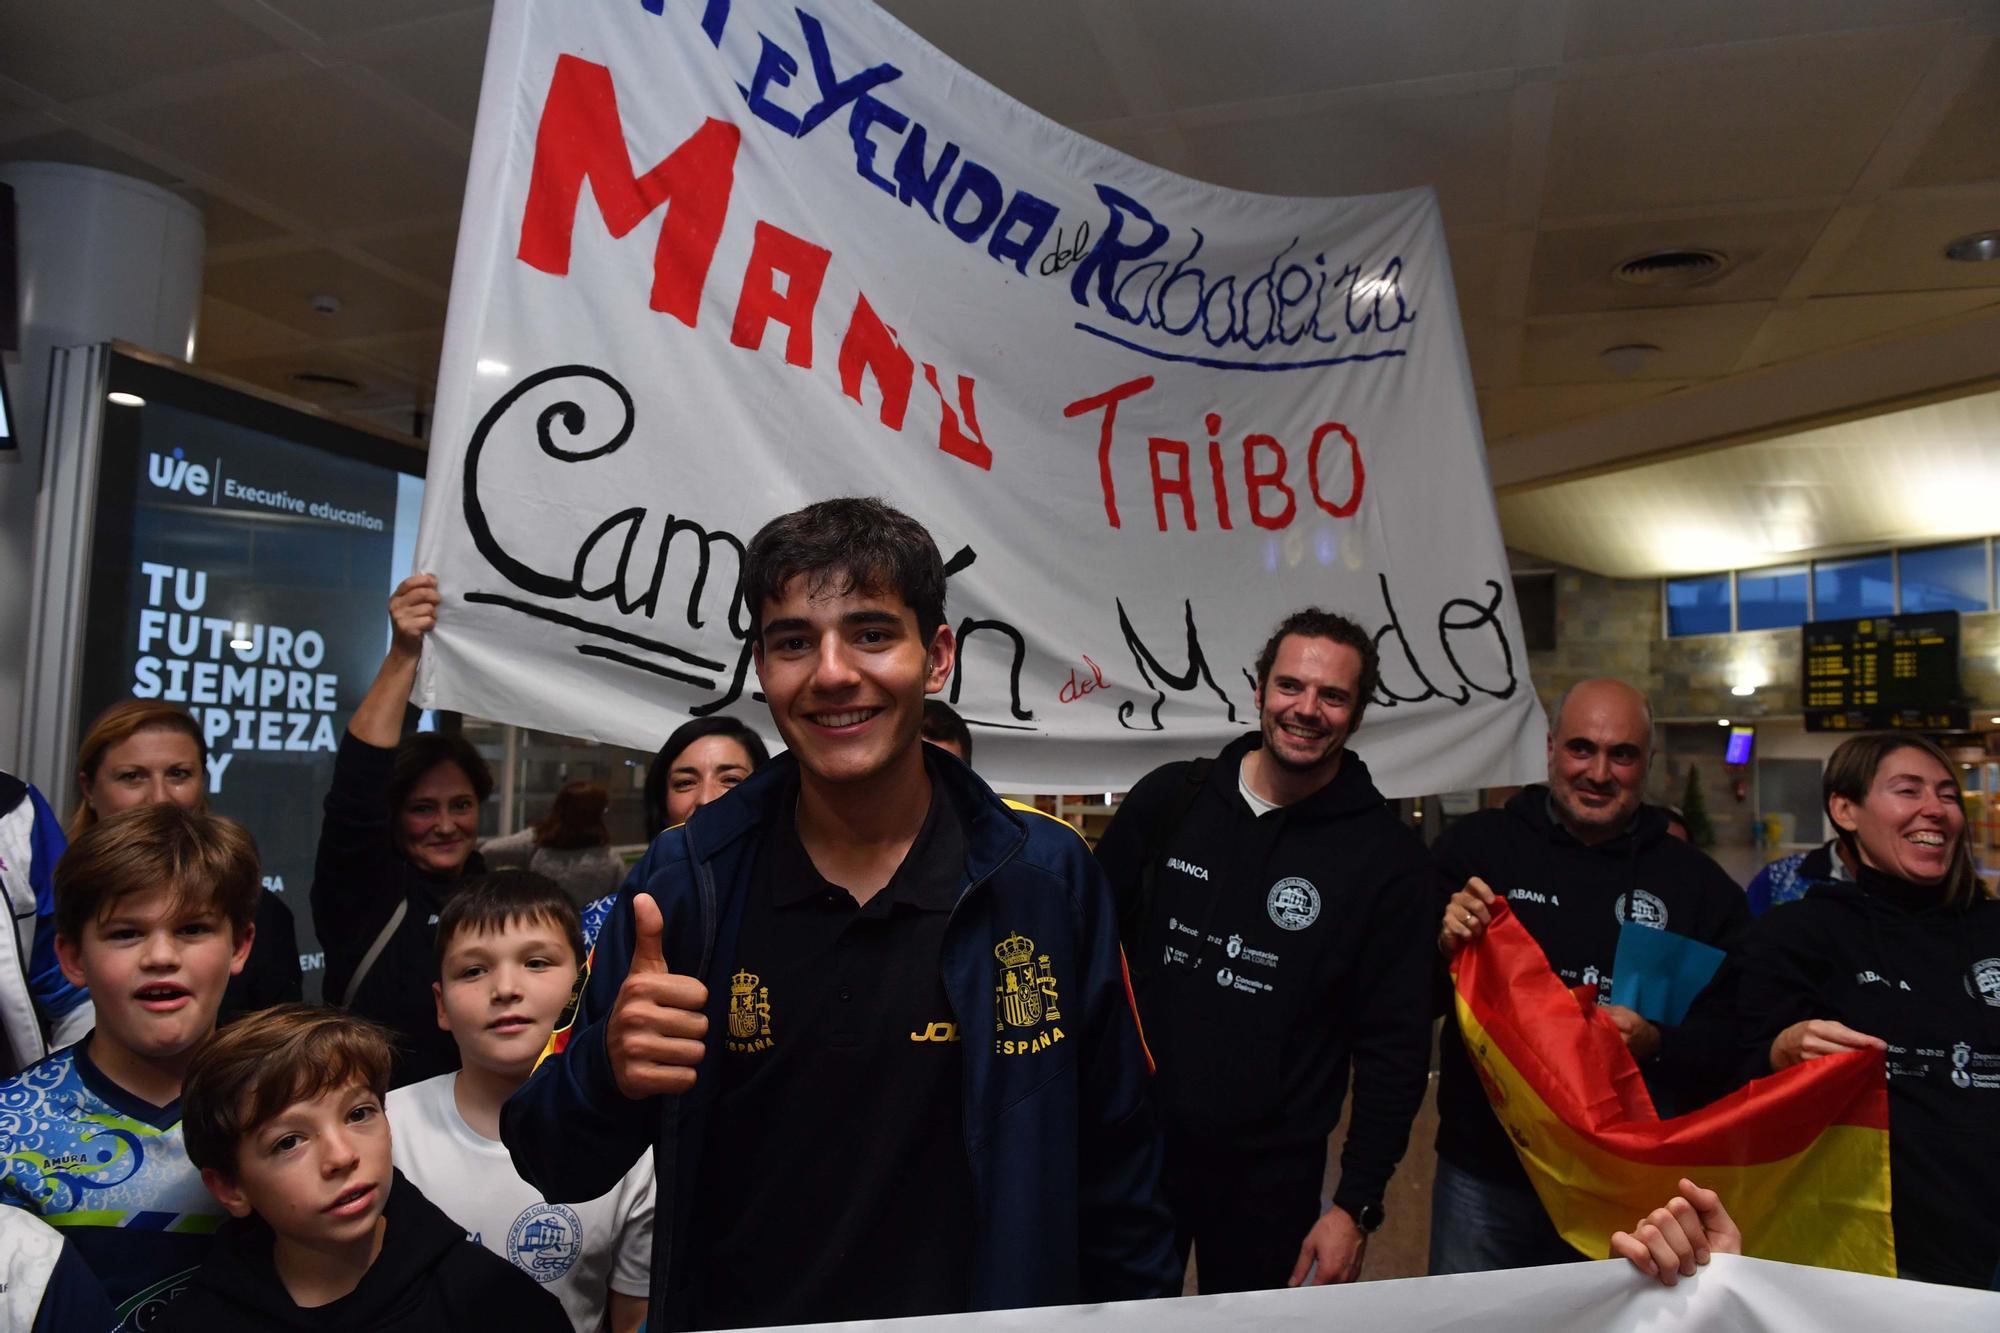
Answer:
1600;343;1661;375
1613;249;1730;288
1944;231;2000;263
1717;718;1730;727
107;391;146;407
1730;684;1756;696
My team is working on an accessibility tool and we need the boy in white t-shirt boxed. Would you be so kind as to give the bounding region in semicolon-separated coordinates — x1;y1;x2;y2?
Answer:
389;872;652;1332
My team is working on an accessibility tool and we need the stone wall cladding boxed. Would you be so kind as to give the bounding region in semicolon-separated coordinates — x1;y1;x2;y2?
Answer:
1511;553;1999;839
1514;551;1998;725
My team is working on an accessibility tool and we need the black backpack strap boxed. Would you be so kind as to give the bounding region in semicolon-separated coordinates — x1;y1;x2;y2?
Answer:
1122;757;1212;988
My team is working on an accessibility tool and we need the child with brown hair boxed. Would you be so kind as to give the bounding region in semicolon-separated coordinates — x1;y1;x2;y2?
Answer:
390;872;652;1331
0;803;259;1326
163;1003;567;1331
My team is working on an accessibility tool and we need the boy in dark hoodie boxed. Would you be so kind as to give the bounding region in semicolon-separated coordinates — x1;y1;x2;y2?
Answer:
163;1003;567;1332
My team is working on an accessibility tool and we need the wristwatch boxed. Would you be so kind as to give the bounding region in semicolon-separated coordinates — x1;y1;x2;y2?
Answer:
1338;1198;1386;1234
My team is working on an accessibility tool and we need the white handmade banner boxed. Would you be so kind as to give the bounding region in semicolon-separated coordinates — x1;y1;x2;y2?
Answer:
414;0;1547;793
753;1257;1996;1333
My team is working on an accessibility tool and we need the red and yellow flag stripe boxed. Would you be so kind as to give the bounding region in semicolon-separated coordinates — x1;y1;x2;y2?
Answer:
1453;900;1894;1275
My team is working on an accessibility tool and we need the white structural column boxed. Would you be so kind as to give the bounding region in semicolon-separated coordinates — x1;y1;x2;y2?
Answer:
0;162;204;768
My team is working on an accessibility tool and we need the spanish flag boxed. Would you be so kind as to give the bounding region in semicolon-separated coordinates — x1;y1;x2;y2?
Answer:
1453;900;1895;1276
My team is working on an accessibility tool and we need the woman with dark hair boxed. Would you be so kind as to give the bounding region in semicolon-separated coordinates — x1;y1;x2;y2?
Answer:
69;699;302;1023
640;716;769;839
482;779;627;908
578;718;769;950
311;574;493;1085
1724;732;2000;1288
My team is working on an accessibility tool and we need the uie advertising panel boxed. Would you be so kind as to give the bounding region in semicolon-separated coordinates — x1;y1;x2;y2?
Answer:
79;354;425;1001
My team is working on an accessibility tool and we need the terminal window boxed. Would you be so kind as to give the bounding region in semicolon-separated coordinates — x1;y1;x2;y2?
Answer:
1898;541;1988;613
1665;573;1731;636
1812;553;1893;621
1736;564;1809;631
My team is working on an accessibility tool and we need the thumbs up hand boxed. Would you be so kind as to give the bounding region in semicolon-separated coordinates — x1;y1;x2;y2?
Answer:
607;893;709;1099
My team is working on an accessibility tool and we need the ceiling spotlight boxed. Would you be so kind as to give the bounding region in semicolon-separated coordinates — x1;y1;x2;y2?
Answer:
106;391;146;407
1717;718;1730;727
1730;684;1756;697
1600;343;1661;376
1944;231;2000;263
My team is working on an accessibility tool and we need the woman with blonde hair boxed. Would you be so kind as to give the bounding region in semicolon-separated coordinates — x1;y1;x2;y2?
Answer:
68;699;301;1021
68;699;208;837
1725;731;1998;1288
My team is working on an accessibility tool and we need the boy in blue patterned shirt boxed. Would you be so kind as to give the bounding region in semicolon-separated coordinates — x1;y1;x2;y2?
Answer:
0;803;258;1327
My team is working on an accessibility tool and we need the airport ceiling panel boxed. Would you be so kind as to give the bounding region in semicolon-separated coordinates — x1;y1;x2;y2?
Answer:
1820;183;2000;295
0;0;284;104
1523;302;1775;385
1904;42;2000;186
874;0;1130;126
193;294;313;367
1498;387;2000;577
0;0;1994;454
1134;0;1538;107
1527;209;1833;317
1475;380;1691;443
1172;81;1518;224
203;247;446;341
1538;30;1937;217
1556;0;1981;62
1748;289;2000;365
96;62;467;231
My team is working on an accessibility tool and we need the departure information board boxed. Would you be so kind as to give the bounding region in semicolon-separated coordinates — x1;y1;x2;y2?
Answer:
1802;611;1965;732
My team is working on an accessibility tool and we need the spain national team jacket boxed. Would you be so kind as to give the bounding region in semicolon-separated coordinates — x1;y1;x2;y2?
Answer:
500;750;1180;1331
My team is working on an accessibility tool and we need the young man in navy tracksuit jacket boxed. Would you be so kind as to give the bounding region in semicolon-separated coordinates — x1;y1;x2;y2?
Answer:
500;499;1179;1330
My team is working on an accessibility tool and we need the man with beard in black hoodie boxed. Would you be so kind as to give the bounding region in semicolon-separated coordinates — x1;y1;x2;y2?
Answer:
1431;677;1749;1274
1095;608;1434;1293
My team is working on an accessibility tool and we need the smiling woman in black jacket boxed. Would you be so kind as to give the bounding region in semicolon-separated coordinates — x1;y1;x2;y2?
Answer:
311;574;491;1086
1726;732;2000;1289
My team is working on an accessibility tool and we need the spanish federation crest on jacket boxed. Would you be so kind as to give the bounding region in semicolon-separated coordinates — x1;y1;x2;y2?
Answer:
500;749;1179;1331
725;969;773;1052
993;932;1064;1054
